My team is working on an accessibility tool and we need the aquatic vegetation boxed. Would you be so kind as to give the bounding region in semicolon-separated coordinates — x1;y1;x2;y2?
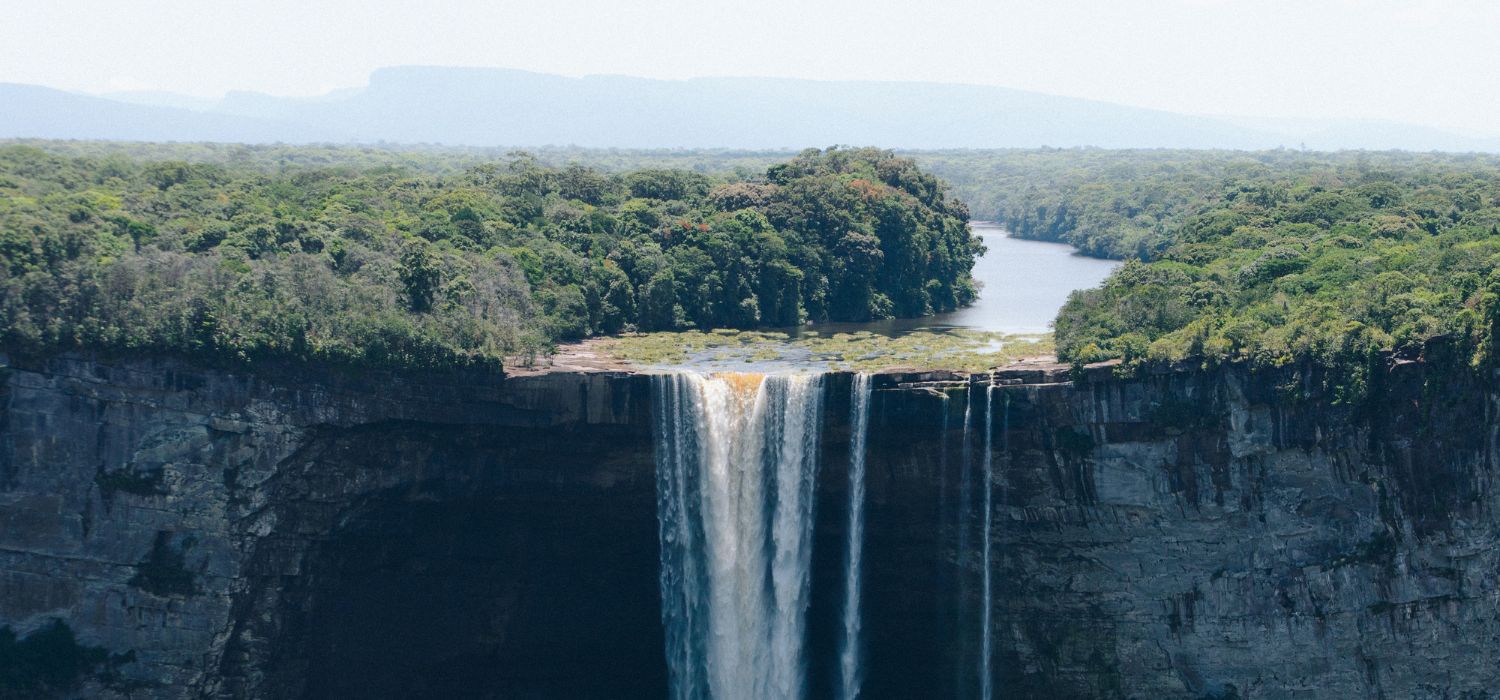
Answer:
598;328;1054;371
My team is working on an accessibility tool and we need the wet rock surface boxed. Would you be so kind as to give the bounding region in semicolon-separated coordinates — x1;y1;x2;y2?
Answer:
856;353;1500;699
1;351;1497;698
0;354;655;698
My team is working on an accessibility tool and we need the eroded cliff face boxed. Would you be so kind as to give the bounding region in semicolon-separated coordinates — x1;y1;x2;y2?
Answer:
0;354;660;698
859;349;1500;700
0;350;1496;698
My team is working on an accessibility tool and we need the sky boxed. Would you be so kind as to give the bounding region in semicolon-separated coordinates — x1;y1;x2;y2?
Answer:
3;0;1497;135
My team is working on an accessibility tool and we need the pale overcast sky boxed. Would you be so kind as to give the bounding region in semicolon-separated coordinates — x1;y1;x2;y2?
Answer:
3;0;1497;134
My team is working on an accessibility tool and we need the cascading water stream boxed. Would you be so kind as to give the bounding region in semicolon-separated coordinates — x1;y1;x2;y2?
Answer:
653;371;825;700
838;373;873;700
956;385;975;695
979;384;1000;700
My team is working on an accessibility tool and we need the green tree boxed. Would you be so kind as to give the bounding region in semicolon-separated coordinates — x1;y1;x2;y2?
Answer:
399;238;441;313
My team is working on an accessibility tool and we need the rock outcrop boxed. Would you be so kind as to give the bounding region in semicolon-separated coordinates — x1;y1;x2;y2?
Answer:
1;349;1496;698
0;354;658;698
861;348;1500;699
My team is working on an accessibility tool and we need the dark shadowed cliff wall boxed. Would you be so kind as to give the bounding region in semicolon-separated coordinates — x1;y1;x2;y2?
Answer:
0;349;1496;698
0;355;660;698
858;346;1499;699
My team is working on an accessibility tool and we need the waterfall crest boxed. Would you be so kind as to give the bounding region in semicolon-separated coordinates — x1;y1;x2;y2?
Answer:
653;372;825;700
838;373;873;700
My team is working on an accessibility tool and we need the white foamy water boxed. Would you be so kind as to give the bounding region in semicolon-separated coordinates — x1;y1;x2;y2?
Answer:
838;373;873;700
653;372;825;700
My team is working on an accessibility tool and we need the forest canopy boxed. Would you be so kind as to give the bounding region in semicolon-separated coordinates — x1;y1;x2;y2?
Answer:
0;145;978;370
11;139;1498;377
975;150;1500;371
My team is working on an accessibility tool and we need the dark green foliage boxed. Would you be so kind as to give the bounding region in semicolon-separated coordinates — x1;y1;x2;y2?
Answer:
0;144;977;369
398;238;441;312
1148;396;1223;432
1053;427;1095;457
1328;531;1398;568
995;150;1500;370
128;531;197;597
95;467;166;497
915;148;1270;259
0;620;109;698
916;149;1500;262
1197;686;1242;700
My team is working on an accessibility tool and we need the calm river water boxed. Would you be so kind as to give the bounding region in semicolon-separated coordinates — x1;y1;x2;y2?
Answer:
624;223;1121;371
799;222;1119;337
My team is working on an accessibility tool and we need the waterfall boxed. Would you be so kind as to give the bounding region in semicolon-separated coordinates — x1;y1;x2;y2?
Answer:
960;388;974;562
653;371;825;700
956;385;975;694
838;373;873;700
979;384;998;700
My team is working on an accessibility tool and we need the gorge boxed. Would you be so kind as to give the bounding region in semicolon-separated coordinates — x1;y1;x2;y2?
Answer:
5;143;1500;699
3;344;1498;698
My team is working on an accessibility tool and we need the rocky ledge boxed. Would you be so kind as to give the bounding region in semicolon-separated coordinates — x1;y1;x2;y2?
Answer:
0;348;1497;698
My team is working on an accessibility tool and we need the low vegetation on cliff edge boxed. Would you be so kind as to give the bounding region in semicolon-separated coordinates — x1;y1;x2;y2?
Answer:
0;145;978;369
596;328;1053;372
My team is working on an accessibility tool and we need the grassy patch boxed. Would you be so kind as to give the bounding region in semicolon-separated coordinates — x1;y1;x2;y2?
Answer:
596;328;1055;372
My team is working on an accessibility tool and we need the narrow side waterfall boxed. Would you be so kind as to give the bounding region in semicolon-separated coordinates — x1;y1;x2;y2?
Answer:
838;373;874;700
652;372;825;700
956;385;976;694
979;385;997;700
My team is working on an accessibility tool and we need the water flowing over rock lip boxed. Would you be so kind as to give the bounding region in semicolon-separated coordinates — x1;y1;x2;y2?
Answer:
7;345;1487;698
502;337;1115;385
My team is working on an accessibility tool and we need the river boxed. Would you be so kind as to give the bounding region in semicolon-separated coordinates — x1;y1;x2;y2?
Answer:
606;223;1121;371
798;222;1120;337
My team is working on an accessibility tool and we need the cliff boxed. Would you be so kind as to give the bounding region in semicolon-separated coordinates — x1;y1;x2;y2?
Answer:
0;354;658;698
0;349;1496;698
861;346;1500;699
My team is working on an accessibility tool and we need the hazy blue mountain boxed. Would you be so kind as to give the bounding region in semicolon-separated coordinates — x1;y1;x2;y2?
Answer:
3;67;1497;151
200;66;1273;149
0;83;331;143
1217;115;1500;152
102;90;221;112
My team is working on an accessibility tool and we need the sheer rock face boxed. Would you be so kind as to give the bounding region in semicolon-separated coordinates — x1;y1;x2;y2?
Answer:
862;354;1499;700
0;355;658;698
1;352;1496;698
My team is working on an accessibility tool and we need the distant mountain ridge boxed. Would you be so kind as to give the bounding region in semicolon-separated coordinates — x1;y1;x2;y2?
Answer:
0;83;332;143
4;66;1498;151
